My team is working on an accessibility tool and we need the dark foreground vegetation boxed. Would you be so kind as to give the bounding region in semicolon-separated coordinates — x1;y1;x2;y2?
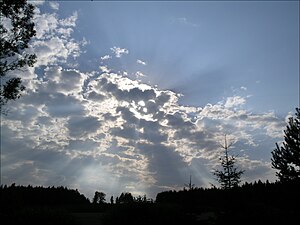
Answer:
1;180;300;225
156;180;300;225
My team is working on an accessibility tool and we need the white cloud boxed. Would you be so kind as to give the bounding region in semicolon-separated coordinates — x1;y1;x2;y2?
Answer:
31;1;45;6
59;11;78;27
171;17;200;28
137;59;147;65
49;1;59;10
100;55;112;61
34;13;58;39
31;9;84;67
135;71;146;78
99;65;110;73
110;46;129;58
224;96;246;108
33;38;68;65
57;27;73;38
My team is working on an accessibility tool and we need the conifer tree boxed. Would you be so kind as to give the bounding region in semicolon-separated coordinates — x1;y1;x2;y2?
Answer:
213;135;244;189
271;108;300;181
184;174;195;190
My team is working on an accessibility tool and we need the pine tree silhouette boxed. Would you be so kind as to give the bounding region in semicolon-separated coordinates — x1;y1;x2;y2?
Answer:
213;135;244;189
272;108;300;181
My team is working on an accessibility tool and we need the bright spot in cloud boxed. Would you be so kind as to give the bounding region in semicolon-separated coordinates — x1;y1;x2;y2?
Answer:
138;100;145;107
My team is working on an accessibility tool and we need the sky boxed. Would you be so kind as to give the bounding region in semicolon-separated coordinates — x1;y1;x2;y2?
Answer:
1;0;299;200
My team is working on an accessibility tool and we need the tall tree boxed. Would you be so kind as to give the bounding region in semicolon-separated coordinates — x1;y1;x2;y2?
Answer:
118;192;134;204
92;191;106;204
0;0;36;112
213;135;244;189
184;174;195;190
271;108;300;181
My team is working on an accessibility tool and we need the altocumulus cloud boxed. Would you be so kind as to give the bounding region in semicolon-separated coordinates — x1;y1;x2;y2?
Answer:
1;3;287;199
110;46;129;58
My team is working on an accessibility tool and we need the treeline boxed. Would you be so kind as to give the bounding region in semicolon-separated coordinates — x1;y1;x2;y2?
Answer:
1;181;300;225
156;179;300;205
0;184;91;225
92;191;153;205
155;180;300;225
0;183;89;209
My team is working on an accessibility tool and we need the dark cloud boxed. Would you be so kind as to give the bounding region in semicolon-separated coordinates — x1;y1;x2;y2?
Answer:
138;143;188;188
98;75;156;103
166;112;193;129
47;94;85;117
68;116;101;137
102;112;118;121
116;106;139;124
111;125;140;140
68;139;99;151
140;119;168;143
87;91;105;101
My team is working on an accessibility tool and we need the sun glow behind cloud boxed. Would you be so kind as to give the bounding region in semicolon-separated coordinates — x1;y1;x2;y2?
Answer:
1;2;292;199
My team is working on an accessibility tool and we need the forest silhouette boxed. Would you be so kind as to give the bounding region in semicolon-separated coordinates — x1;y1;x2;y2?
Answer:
1;180;300;225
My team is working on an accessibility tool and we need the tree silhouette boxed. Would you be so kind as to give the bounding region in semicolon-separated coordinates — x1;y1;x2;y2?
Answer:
184;175;195;190
0;0;36;112
134;194;150;203
271;108;300;181
92;191;106;204
213;135;244;189
117;192;134;204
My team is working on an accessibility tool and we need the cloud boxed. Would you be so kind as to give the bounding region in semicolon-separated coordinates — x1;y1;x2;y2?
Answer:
110;46;129;58
135;71;146;78
44;66;86;94
171;17;200;28
34;13;58;39
2;68;286;198
49;1;59;10
32;9;83;67
224;96;246;108
31;1;45;6
137;59;147;66
68;116;101;138
100;55;112;61
59;11;78;27
99;65;110;73
47;95;85;118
